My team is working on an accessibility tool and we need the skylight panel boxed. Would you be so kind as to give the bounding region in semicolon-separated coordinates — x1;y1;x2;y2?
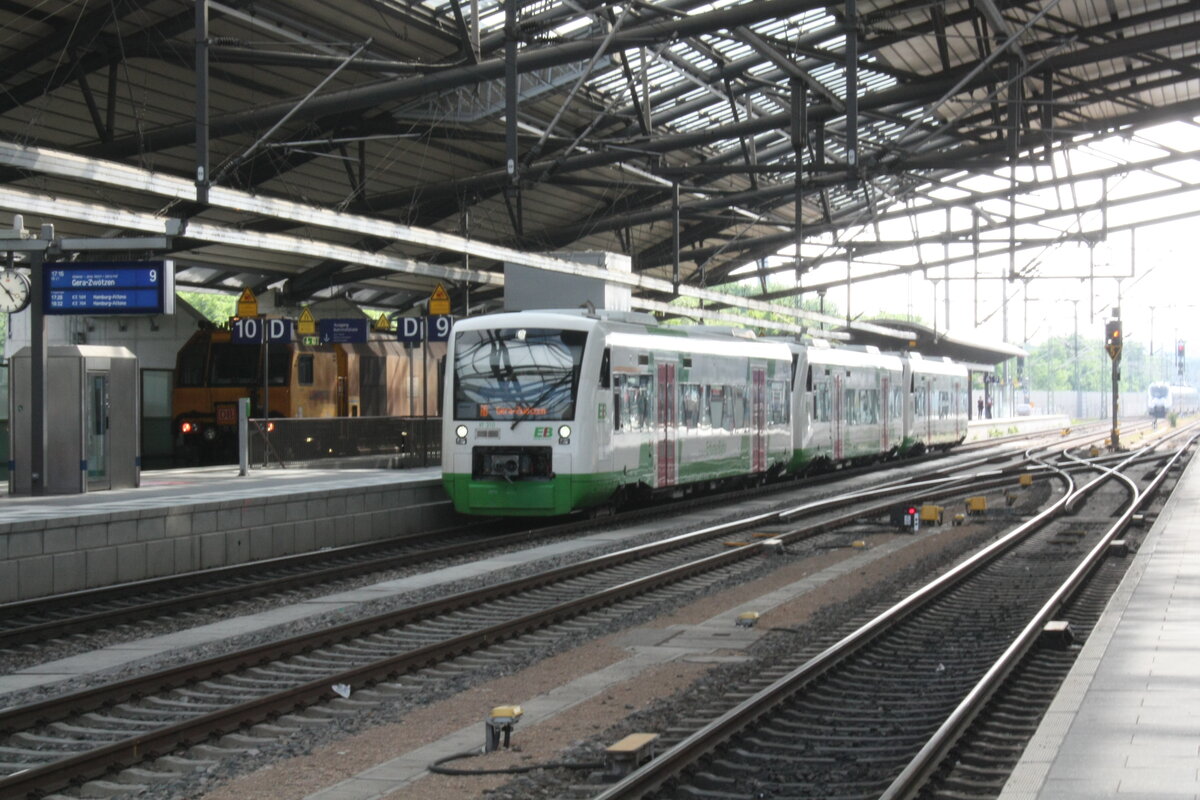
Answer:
1136;121;1200;153
1087;136;1168;164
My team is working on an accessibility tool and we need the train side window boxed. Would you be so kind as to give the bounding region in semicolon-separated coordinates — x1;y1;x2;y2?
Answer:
176;336;208;387
814;383;830;422
805;366;813;392
708;385;725;430
730;386;747;429
680;383;701;429
298;355;315;386
768;381;788;425
600;348;611;389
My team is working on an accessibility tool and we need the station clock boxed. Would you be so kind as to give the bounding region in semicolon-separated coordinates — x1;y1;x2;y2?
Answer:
0;268;30;313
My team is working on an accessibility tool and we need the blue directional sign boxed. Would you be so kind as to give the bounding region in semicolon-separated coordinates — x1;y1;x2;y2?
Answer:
318;318;368;344
232;317;293;344
44;260;175;315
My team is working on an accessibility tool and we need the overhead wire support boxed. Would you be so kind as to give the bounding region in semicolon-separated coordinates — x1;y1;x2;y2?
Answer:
211;39;372;187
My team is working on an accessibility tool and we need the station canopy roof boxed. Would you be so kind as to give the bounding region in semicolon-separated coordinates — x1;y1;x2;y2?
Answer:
841;320;1027;369
0;0;1197;340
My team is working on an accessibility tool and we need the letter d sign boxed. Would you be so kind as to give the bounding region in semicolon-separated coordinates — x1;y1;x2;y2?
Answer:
397;316;424;345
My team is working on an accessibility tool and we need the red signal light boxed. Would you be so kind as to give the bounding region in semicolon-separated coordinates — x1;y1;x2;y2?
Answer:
266;421;276;433
181;421;195;434
907;507;917;515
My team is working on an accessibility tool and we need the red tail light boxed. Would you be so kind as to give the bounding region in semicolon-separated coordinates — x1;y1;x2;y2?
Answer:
181;421;196;434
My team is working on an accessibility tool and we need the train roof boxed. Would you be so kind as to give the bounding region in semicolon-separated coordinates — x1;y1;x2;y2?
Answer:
450;309;792;360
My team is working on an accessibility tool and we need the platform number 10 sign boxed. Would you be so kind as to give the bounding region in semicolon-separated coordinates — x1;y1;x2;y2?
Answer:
397;315;452;344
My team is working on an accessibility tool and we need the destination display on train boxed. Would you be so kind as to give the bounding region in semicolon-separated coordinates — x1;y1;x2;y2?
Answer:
43;260;175;315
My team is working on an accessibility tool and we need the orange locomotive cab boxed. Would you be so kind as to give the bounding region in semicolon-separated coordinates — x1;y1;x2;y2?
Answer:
172;329;340;462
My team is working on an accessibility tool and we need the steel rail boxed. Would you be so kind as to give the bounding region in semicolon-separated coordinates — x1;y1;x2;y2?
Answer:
0;460;1056;798
592;454;1079;800
879;432;1199;799
0;433;1050;649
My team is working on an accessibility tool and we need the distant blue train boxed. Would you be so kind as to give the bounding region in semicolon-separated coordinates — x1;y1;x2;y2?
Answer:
1147;381;1198;419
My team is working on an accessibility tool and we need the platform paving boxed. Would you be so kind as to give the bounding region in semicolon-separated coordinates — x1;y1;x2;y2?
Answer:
0;464;442;524
1000;451;1200;800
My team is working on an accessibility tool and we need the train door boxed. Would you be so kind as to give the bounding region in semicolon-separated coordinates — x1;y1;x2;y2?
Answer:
656;362;677;486
922;383;932;441
751;367;767;472
833;372;844;461
881;375;890;452
954;380;963;439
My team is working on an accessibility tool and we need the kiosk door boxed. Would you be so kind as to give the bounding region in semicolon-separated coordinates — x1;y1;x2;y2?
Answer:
86;372;110;490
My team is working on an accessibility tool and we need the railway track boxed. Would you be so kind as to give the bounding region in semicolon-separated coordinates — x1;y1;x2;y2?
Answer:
0;442;1075;800
0;424;1089;658
587;427;1195;800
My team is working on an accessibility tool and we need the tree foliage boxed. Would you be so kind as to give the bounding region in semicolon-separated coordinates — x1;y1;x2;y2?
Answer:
178;291;237;324
1025;335;1160;392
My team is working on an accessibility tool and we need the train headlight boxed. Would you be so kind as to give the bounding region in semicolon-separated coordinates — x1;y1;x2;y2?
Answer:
455;424;468;439
558;425;571;444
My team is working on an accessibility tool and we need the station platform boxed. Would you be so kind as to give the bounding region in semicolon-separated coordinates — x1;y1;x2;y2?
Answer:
1000;449;1200;798
0;465;454;604
964;413;1069;443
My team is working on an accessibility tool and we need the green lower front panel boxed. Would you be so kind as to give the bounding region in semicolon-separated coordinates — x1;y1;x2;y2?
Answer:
443;472;621;516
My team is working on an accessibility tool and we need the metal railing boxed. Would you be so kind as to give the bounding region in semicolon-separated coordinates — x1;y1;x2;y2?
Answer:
247;416;441;469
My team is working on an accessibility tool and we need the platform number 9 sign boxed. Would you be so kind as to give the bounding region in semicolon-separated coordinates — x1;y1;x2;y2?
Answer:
427;315;452;342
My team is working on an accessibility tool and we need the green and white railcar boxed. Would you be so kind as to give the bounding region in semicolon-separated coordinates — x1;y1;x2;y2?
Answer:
442;310;793;516
902;353;969;451
787;341;906;470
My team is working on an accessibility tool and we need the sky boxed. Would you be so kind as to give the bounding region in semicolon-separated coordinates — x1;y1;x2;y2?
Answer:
743;119;1200;357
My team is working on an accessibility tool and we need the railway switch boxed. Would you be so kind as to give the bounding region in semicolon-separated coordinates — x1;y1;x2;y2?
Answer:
919;505;944;526
952;513;966;526
1040;620;1075;650
736;611;760;628
485;705;523;752
889;505;921;532
606;733;659;777
965;497;987;515
1019;473;1033;487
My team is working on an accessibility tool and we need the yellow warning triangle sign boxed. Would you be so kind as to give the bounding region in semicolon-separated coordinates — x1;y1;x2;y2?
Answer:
236;288;258;318
297;306;316;335
429;284;451;316
373;312;391;332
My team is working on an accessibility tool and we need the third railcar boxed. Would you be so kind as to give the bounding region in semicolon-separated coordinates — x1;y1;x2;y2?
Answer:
442;309;967;516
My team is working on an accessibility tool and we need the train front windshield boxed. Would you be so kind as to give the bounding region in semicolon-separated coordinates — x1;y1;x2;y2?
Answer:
453;328;587;421
1150;385;1169;398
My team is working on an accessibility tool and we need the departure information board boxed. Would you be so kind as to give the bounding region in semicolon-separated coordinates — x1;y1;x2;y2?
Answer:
43;260;175;315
